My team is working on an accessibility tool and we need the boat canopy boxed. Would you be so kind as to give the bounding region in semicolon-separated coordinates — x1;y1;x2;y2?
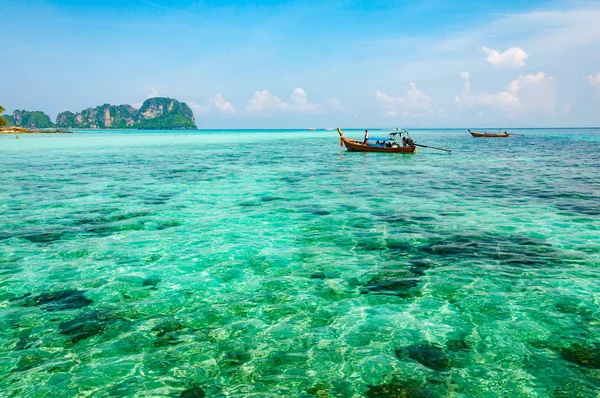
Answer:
368;130;411;142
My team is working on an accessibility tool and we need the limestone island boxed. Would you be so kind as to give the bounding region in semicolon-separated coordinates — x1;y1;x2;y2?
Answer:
1;97;197;131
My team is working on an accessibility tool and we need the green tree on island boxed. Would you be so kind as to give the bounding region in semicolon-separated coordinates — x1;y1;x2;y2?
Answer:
0;105;8;127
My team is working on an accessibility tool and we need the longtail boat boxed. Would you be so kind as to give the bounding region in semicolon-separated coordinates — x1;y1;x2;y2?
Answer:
337;128;416;153
468;129;510;137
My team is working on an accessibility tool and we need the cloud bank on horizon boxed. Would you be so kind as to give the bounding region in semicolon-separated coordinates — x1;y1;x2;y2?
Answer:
1;0;600;127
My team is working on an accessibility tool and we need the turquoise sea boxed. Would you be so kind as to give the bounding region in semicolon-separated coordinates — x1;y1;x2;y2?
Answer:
0;129;599;397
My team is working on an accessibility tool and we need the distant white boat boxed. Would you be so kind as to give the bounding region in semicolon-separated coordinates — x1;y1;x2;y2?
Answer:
325;128;335;131
306;128;316;131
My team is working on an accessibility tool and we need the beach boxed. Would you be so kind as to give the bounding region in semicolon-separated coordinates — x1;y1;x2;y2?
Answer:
0;126;73;135
1;129;599;396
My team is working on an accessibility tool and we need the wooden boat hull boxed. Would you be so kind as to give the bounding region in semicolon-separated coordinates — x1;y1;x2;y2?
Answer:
469;130;509;138
343;138;416;152
338;129;416;153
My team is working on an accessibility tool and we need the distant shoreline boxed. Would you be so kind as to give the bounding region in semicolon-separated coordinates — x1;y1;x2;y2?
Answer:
39;127;600;130
0;127;73;135
2;127;598;134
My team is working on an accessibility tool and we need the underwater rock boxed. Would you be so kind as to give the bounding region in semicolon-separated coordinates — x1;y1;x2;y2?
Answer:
385;241;413;253
238;200;260;207
8;292;32;302
180;386;206;398
85;223;145;237
20;290;92;311
378;215;419;226
445;339;469;352
280;175;302;184
356;240;387;252
152;319;186;347
21;232;65;243
411;215;437;222
142;192;175;205
142;277;161;287
555;301;595;321
421;233;569;268
395;343;452;371
552;383;594;398
156;220;182;230
13;351;52;372
223;350;252;366
559;343;600;369
217;341;253;368
306;383;331;397
152;320;184;337
261;196;284;202
75;211;150;226
364;382;435;398
153;334;181;347
361;273;420;299
407;259;439;276
59;311;107;343
143;253;162;263
14;329;36;351
554;201;600;216
423;242;467;257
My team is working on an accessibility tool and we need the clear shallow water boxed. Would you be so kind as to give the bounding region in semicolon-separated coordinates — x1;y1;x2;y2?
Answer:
0;129;599;397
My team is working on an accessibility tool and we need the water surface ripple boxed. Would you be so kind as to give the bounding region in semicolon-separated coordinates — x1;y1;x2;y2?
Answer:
1;129;599;397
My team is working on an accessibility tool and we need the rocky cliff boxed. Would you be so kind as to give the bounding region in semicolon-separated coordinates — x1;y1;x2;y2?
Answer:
5;110;55;129
55;97;196;130
136;97;196;130
55;105;137;129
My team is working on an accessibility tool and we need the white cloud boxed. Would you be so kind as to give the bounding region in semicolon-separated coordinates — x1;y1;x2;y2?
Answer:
583;72;600;89
375;82;436;117
431;9;600;55
147;88;160;99
375;90;396;109
188;101;208;115
456;72;518;111
457;71;557;114
246;88;320;113
482;46;528;68
246;90;289;113
290;88;307;105
402;82;433;114
458;71;472;105
189;94;236;116
290;88;318;112
325;97;343;110
561;102;571;115
509;72;557;113
209;94;236;114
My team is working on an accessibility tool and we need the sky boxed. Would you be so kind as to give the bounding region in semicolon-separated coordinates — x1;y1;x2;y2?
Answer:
1;0;600;128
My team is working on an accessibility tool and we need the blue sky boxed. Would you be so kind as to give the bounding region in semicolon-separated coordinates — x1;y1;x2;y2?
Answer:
2;0;600;128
